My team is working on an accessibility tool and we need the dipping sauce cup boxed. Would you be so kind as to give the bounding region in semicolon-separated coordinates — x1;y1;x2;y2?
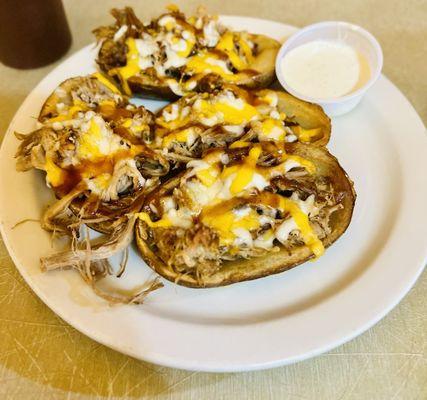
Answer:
276;21;383;117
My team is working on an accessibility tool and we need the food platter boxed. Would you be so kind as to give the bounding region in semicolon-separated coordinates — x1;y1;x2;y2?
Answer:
0;16;426;372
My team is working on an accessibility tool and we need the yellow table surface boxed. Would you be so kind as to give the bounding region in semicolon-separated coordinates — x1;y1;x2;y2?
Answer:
0;0;426;398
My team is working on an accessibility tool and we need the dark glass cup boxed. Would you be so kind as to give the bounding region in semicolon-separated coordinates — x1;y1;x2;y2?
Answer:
0;0;72;69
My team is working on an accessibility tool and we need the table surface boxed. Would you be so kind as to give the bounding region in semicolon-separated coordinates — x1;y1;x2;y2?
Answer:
0;0;426;399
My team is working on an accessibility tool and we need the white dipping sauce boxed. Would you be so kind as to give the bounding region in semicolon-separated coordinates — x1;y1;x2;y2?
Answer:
280;40;361;99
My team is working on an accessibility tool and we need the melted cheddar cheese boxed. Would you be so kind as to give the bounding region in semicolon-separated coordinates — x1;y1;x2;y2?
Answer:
186;53;238;81
45;155;67;187
259;118;287;141
109;37;141;95
103;6;258;95
201;204;261;245
195;165;221;187
215;31;251;71
91;72;121;94
291;126;322;143
162;127;193;147
139;142;324;257
155;88;324;150
47;101;88;123
276;194;324;257
42;110;148;197
221;145;262;195
136;212;173;228
76;116;126;162
195;97;259;126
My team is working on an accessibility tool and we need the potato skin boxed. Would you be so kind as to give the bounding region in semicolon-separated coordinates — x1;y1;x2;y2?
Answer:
39;77;80;121
153;88;331;148
135;143;356;288
98;33;281;98
39;76;168;235
39;76;124;122
275;91;331;146
68;194;144;234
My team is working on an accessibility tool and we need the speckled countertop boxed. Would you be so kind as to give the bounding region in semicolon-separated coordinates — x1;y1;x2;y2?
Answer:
0;0;426;399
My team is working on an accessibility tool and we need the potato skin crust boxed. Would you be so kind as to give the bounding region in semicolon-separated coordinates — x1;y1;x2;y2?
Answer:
39;76;168;235
135;143;356;288
275;91;331;146
98;33;281;98
153;88;331;150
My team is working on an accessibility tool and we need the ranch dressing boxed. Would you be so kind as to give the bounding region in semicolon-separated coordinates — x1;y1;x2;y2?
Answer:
280;40;370;99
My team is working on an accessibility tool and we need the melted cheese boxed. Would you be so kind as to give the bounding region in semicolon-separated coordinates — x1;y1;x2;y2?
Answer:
201;204;261;245
104;8;256;95
253;229;275;249
198;191;323;255
158;15;176;31
181;186;323;255
121;118;133;128
258;192;323;257
291;126;322;143
286;156;316;174
184;179;223;210
260;91;279;107
238;35;254;64
92;72;121;94
99;99;116;108
85;173;112;193
203;20;220;47
186;53;239;81
109;38;141;94
216;32;247;71
229;141;251;149
77;118;116;161
143;142;323;256
171;36;194;58
121;118;147;135
162;127;194;147
278;196;324;257
259;118;286;141
264;155;316;177
196;97;258;126
195;164;221;187
48;102;87;123
221;145;262;195
156;108;191;130
158;91;259;131
186;151;319;253
165;208;193;228
43;108;150;195
166;79;185;96
137;212;173;228
185;143;316;207
162;103;179;122
45;155;66;187
137;204;194;229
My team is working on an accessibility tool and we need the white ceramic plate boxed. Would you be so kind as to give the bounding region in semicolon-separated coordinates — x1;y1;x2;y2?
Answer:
1;17;426;372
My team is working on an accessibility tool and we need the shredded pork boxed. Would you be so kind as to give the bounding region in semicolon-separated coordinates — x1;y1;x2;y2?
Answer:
140;144;348;280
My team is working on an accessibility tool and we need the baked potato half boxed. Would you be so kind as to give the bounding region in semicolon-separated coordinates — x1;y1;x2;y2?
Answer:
154;85;331;162
39;74;124;123
16;76;169;235
135;142;355;287
93;7;280;99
